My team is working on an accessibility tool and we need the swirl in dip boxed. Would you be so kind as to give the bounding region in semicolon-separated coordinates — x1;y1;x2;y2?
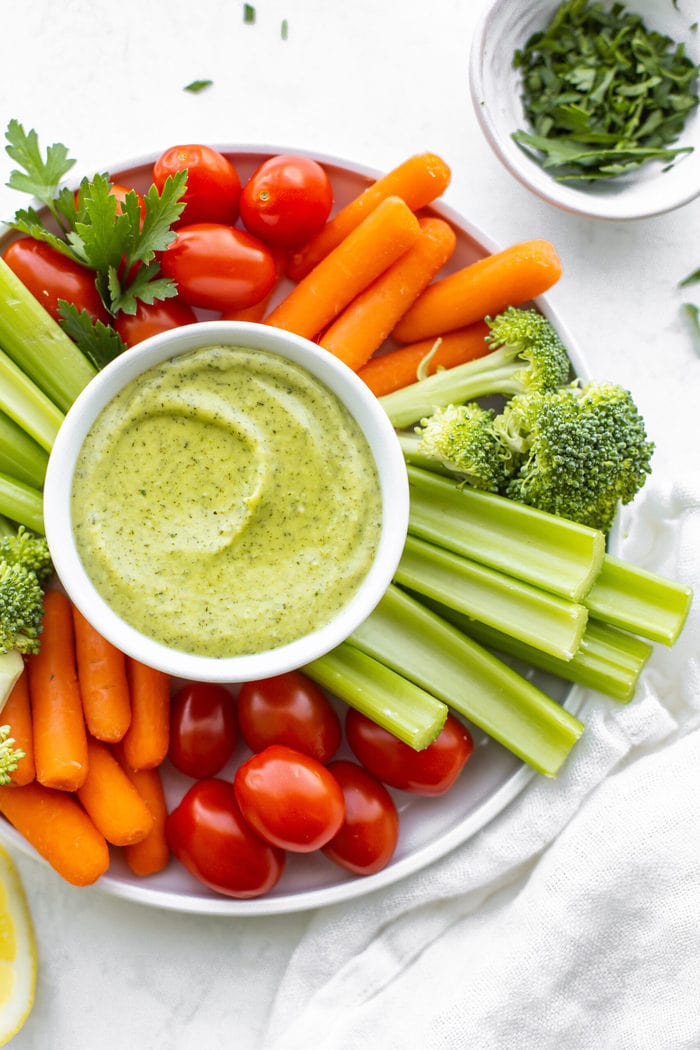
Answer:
71;345;383;658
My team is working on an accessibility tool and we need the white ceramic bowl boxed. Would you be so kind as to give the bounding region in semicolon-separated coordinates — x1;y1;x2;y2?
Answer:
470;0;700;220
44;319;409;683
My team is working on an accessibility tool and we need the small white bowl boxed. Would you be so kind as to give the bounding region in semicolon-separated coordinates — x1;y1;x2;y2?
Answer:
470;0;700;220
44;320;408;682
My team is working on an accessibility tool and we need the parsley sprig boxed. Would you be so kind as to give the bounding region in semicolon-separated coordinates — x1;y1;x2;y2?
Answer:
512;0;700;181
4;120;187;316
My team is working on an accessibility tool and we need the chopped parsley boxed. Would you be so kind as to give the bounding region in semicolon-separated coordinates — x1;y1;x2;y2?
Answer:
512;0;700;181
184;79;213;93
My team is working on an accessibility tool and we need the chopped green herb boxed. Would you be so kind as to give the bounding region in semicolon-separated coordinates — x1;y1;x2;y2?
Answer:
184;79;213;94
243;3;256;24
512;0;700;181
281;18;289;39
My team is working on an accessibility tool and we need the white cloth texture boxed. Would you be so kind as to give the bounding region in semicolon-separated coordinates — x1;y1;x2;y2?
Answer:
264;473;700;1050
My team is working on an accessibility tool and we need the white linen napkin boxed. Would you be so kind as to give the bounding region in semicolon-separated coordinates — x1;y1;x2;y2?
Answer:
264;472;700;1050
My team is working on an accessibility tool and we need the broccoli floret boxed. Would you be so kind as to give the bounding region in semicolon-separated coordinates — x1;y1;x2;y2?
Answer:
0;525;52;584
495;381;655;533
0;724;24;785
381;306;572;428
415;403;513;492
0;560;45;655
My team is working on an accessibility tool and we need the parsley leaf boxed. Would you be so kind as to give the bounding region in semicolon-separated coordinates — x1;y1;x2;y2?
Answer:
57;301;127;369
512;0;700;181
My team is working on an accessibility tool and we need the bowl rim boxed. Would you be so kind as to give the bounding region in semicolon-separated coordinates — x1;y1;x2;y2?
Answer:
469;0;700;221
44;319;409;682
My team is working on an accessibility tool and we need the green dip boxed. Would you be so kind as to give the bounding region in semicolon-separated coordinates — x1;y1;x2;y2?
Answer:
71;344;383;657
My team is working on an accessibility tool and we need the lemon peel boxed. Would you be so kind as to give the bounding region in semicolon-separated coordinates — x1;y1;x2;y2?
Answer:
0;844;36;1046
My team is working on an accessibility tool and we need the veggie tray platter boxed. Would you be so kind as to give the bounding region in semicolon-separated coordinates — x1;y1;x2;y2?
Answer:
0;146;615;915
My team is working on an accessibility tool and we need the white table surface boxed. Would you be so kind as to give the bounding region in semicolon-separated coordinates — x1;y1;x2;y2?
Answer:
1;1;698;1047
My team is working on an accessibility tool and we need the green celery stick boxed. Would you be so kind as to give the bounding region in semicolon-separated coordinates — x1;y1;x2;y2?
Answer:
407;464;605;602
0;256;96;412
395;532;588;661
414;592;653;704
585;554;693;646
0;347;64;452
304;641;447;751
350;585;583;776
0;410;49;490
0;473;44;534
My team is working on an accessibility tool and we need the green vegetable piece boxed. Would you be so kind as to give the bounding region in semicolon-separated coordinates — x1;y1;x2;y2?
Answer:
350;585;584;777
585;554;693;646
414;404;512;492
0;525;52;584
57;302;126;370
512;0;700;181
406;464;606;602
394;533;589;662
243;3;256;24
0;474;44;536
184;80;213;94
0;412;48;491
0;560;44;655
0;345;64;453
0;724;24;785
304;641;448;751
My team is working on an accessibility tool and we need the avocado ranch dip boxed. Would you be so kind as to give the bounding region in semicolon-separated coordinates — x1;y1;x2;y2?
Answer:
71;344;383;657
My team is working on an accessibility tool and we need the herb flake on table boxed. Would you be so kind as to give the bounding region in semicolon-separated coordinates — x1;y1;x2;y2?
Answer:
511;0;700;181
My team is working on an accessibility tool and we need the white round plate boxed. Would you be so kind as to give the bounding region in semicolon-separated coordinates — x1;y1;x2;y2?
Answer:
0;147;601;914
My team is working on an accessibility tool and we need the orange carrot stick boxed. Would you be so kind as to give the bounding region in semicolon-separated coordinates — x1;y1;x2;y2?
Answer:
27;590;88;791
72;605;131;743
77;736;154;847
287;152;451;281
121;657;171;771
2;668;35;786
114;752;170;877
317;217;457;372
357;321;492;397
0;781;110;886
265;195;421;341
391;239;563;344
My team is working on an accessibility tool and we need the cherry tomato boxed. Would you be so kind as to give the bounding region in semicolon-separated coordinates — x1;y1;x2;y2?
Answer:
153;144;241;226
237;671;341;763
160;222;276;312
3;237;108;324
240;154;333;249
345;711;474;797
113;297;197;346
166;778;285;899
234;744;345;853
168;682;238;779
322;760;399;876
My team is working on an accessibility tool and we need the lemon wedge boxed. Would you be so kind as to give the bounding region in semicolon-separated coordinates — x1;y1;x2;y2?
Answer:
0;845;36;1045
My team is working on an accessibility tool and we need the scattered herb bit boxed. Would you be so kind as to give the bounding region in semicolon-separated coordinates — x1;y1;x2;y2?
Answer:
281;18;289;40
511;0;700;181
682;301;700;341
243;3;256;24
184;79;213;94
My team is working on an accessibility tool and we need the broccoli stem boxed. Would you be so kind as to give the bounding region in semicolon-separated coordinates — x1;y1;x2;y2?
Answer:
304;641;448;750
585;554;692;646
0;346;64;453
350;585;583;776
380;344;522;428
0;410;49;490
0;257;96;412
415;593;653;704
395;533;588;662
0;473;44;534
407;465;606;602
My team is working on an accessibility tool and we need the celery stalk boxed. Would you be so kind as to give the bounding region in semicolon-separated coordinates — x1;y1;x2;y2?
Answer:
414;593;653;704
407;464;606;601
0;473;44;534
395;533;588;661
585;554;692;646
304;641;448;750
350;585;583;776
0;347;64;452
0;257;96;411
0;410;49;490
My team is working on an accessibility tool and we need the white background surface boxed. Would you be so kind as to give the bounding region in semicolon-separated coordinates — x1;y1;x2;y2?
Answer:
0;1;698;1047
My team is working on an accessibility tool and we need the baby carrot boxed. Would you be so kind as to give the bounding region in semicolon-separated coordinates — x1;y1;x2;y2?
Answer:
27;590;88;792
391;239;563;344
0;781;110;886
357;321;492;397
318;217;457;372
2;668;35;786
121;657;171;771
77;736;154;847
72;605;131;743
287;152;451;281
265;195;421;341
113;750;170;877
